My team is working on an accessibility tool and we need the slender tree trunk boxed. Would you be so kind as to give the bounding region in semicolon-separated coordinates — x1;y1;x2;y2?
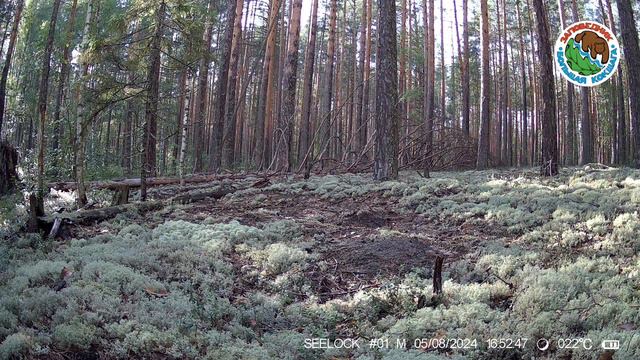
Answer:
141;0;165;201
276;0;302;171
461;0;470;138
0;0;24;139
51;0;78;158
74;0;94;208
210;0;237;171
557;0;576;165
616;0;640;167
297;0;318;166
423;0;435;176
255;0;281;169
36;0;62;212
193;0;214;173
361;0;372;159
374;0;399;181
222;0;244;169
179;73;191;185
501;0;510;165
516;0;528;165
477;0;491;169
605;0;626;164
569;0;592;165
533;0;559;175
318;0;337;164
353;0;367;156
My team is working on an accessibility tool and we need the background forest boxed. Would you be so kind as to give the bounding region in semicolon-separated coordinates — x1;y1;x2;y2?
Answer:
0;0;638;196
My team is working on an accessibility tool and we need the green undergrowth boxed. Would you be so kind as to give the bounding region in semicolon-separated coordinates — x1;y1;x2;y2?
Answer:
1;166;640;359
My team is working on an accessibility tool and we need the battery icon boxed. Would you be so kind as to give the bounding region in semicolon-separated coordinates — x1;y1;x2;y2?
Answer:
601;340;620;350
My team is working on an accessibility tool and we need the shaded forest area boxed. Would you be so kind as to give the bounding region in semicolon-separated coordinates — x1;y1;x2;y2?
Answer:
1;0;640;359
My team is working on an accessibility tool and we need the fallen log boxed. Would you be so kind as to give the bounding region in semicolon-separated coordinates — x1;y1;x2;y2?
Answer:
47;173;248;192
39;201;164;226
39;184;239;226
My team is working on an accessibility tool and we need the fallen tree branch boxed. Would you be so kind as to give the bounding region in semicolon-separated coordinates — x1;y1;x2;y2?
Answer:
39;184;239;226
48;173;252;191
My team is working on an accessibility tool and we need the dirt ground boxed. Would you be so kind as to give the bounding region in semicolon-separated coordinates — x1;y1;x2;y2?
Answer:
67;176;506;302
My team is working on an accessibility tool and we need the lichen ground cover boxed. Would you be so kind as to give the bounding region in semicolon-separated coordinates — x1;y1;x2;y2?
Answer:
1;166;639;359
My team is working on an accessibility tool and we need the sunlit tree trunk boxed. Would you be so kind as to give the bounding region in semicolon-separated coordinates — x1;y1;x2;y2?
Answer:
516;0;528;165
297;0;318;167
533;0;559;176
477;0;491;169
374;0;399;180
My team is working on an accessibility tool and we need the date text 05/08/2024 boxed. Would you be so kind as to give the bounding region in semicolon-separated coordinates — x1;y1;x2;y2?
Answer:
303;337;617;351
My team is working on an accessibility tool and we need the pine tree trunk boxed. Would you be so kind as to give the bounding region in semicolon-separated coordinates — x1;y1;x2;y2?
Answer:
476;0;491;169
616;0;640;167
533;0;559;176
222;0;244;169
373;0;399;181
297;0;318;167
255;0;281;169
210;0;238;171
461;0;470;138
141;0;165;201
51;0;78;159
516;0;528;165
0;0;24;139
423;0;435;176
193;0;214;173
36;0;62;212
318;0;337;164
277;0;302;171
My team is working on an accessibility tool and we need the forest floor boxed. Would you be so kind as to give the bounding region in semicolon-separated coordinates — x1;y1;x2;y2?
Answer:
1;166;639;359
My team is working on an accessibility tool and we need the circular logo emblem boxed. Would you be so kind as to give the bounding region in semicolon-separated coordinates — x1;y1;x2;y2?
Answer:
555;21;620;87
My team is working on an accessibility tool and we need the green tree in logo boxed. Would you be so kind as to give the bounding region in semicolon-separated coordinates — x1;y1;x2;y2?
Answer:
565;38;603;76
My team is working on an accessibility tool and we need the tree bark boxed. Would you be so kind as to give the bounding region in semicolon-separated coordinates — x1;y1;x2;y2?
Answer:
318;0;338;163
277;0;302;172
222;0;244;169
51;0;79;157
461;0;470;138
74;0;94;208
210;0;237;171
297;0;318;168
374;0;399;181
36;0;62;212
533;0;559;176
141;0;165;201
255;0;281;169
423;0;435;176
193;0;215;173
616;0;640;167
476;0;491;169
0;0;24;139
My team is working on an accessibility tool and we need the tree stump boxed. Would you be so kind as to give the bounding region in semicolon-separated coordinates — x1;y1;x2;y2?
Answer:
111;185;130;206
0;141;18;195
432;255;444;295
